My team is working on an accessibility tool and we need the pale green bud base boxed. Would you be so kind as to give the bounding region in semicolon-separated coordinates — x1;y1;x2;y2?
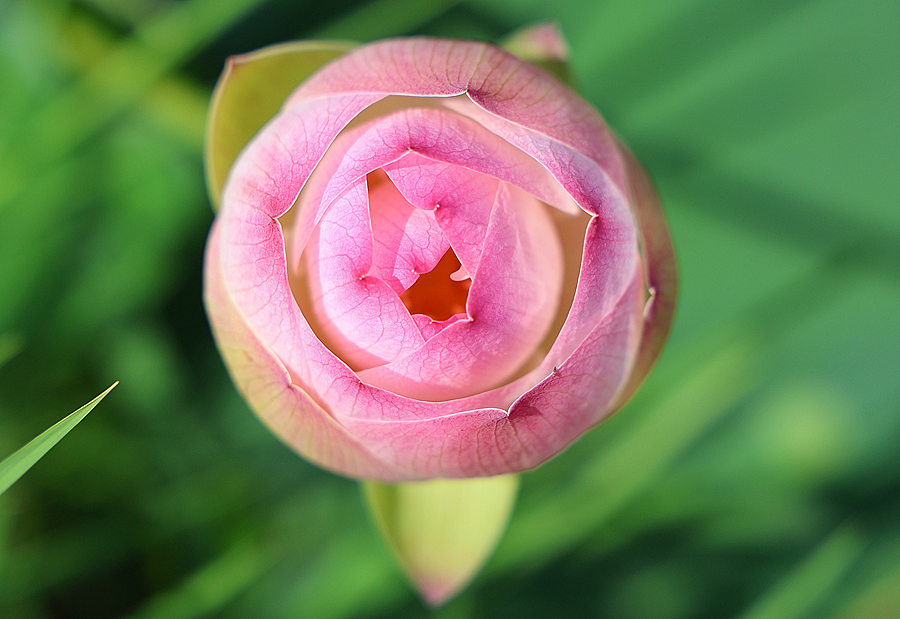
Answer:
362;474;520;607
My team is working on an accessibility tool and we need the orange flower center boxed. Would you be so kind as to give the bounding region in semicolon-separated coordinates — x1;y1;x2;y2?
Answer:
399;249;471;321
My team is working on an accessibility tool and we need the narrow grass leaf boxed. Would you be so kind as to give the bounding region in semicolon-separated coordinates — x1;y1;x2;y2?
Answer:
0;331;23;369
0;382;118;495
737;524;866;619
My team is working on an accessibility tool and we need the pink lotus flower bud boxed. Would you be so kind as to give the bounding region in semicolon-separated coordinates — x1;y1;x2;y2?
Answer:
204;34;676;484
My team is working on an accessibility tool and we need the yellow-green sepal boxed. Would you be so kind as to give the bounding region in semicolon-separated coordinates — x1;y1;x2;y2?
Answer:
362;474;520;607
204;40;354;209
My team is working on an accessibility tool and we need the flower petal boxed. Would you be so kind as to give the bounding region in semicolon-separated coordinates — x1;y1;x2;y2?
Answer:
305;107;578;226
611;143;678;408
368;172;449;295
303;177;426;369
382;153;496;277
204;220;401;479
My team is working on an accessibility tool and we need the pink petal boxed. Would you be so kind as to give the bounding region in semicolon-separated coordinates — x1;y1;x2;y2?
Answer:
225;93;381;220
309;107;578;222
526;210;641;377
383;153;497;277
411;313;468;340
303;177;426;369
611;142;678;407
204;220;401;479
367;171;450;295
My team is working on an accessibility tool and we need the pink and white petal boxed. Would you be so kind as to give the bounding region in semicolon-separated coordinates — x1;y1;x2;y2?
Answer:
529;212;640;376
289;38;623;217
411;313;468;341
225;92;381;221
503;268;646;460
304;177;425;368
357;183;563;401
314;108;576;216
441;98;623;218
368;175;449;295
287;121;383;268
205;220;402;480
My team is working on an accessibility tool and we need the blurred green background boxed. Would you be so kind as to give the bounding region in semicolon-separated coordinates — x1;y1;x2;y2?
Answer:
1;0;898;617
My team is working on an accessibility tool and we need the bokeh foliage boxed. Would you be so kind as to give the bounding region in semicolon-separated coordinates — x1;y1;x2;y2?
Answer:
0;0;898;617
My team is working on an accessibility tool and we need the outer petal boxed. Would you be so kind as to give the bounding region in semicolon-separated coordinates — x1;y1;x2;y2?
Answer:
611;142;678;408
204;220;400;479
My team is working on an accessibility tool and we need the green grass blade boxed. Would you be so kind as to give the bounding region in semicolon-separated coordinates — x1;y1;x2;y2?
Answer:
737;524;866;619
0;382;118;496
0;331;22;369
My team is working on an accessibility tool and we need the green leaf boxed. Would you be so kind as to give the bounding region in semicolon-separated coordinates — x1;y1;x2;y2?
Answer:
362;474;519;607
204;41;353;208
0;382;118;496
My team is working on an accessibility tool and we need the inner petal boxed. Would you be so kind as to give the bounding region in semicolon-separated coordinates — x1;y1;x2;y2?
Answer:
367;170;448;295
399;249;471;322
303;176;426;369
